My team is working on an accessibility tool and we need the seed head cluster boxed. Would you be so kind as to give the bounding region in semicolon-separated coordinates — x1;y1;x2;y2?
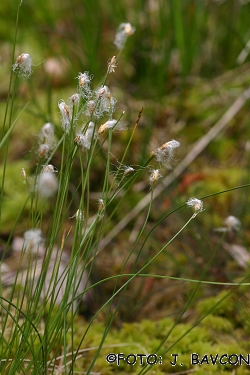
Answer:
13;22;207;243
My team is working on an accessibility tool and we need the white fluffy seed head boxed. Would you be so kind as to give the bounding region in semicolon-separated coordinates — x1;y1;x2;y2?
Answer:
58;100;72;133
85;121;96;138
69;209;84;222
85;85;117;119
23;229;43;252
68;93;80;106
85;100;98;118
152;139;180;168
186;198;204;214
13;53;33;78
78;71;92;87
40;123;55;147
224;216;241;232
124;166;135;176
42;164;57;173
37;171;58;198
160;140;180;151
114;23;135;50
74;134;85;145
149;169;162;184
42;123;54;138
98;119;127;134
75;122;97;150
94;86;117;117
78;72;92;99
75;133;91;150
214;215;241;233
73;209;84;221
96;85;109;98
38;143;51;158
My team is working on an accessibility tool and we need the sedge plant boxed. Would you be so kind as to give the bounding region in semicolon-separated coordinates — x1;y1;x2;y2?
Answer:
1;1;250;375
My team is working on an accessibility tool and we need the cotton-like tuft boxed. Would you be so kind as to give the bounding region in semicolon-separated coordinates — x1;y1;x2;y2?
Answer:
98;119;127;134
37;171;58;198
58;100;72;133
149;169;162;184
13;53;33;78
114;23;135;50
186;197;204;215
23;229;43;252
152;140;180;168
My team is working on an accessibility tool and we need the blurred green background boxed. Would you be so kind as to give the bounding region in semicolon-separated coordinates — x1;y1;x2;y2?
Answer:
1;0;250;95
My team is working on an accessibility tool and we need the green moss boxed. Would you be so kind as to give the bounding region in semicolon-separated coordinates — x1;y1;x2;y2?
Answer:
201;315;233;334
197;290;234;319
